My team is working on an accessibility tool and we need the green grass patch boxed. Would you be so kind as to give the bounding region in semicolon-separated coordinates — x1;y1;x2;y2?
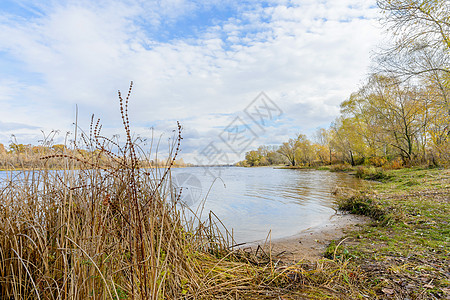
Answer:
328;167;450;299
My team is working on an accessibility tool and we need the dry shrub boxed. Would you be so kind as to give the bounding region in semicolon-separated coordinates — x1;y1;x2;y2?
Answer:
368;156;387;167
382;158;403;170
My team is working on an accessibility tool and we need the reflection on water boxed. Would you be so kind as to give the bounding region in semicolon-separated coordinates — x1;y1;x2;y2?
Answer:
0;167;368;244
171;167;368;244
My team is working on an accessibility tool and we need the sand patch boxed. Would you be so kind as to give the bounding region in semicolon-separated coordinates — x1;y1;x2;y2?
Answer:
244;214;370;263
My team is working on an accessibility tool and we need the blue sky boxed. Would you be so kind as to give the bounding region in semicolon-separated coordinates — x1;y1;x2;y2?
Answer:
0;0;382;163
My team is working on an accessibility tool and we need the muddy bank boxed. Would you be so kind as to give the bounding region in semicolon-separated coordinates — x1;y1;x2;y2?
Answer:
246;213;370;263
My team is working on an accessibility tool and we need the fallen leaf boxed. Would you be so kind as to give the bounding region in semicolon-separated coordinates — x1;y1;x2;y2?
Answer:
382;288;395;295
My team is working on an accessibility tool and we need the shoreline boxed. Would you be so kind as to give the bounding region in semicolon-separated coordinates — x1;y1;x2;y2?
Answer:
247;213;370;263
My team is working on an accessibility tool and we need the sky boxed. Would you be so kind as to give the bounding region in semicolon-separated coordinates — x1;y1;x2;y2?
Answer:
0;0;383;163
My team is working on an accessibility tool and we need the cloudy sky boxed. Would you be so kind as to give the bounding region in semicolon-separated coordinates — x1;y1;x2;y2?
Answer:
0;0;382;163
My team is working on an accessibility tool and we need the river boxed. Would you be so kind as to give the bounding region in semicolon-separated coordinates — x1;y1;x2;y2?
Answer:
170;166;367;244
0;166;367;244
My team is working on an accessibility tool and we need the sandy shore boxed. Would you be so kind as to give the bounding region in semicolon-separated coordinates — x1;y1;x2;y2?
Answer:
245;213;370;263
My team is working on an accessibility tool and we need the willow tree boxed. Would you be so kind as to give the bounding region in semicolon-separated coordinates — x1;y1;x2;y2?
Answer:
330;116;368;166
294;134;314;166
377;0;450;115
341;92;386;158
277;134;315;166
426;80;450;164
356;75;429;163
278;138;298;166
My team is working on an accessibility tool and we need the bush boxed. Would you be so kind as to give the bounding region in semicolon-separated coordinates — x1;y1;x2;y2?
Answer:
337;194;391;225
317;166;331;171
369;156;387;167
330;163;353;172
382;158;403;170
355;166;391;181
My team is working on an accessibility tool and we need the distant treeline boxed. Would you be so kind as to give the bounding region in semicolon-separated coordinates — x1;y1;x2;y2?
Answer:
0;143;188;169
240;74;450;169
240;4;450;169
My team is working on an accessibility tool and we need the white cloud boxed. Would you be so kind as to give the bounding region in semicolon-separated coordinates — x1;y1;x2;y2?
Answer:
0;0;382;162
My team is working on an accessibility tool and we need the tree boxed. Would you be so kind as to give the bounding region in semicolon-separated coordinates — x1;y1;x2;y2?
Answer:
341;93;382;159
9;143;26;154
52;144;66;153
240;145;286;166
378;0;450;52
425;79;450;164
256;146;272;166
376;0;450;165
278;138;299;166
245;150;262;166
277;135;316;166
330;117;367;166
311;143;329;165
313;128;332;164
294;134;314;166
266;149;286;165
344;75;430;163
173;158;186;167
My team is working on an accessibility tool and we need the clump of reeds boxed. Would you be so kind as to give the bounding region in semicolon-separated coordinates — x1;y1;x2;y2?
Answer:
0;83;285;299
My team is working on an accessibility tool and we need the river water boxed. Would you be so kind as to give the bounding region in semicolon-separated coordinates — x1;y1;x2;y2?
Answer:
170;167;366;243
0;167;367;244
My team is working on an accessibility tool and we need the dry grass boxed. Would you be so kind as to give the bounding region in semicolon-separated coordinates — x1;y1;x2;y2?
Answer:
0;83;284;299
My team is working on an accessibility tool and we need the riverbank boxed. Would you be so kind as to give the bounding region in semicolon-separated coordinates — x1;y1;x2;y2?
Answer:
311;166;448;298
268;213;370;262
331;167;450;298
244;166;449;299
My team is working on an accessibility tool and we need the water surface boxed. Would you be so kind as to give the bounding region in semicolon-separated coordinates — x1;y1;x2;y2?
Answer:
171;167;366;243
0;167;367;244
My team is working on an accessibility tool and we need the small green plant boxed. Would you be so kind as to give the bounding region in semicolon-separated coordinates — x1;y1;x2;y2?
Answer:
324;241;357;260
113;287;128;300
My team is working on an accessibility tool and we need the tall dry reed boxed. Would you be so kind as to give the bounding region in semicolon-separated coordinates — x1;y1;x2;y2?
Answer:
0;83;282;299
